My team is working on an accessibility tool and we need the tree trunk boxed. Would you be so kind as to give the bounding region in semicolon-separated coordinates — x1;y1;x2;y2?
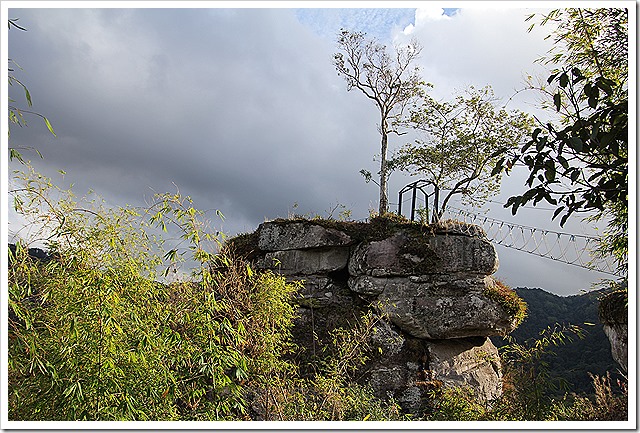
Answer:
379;131;389;215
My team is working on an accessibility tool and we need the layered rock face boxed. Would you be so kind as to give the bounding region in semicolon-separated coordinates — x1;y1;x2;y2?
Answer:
250;218;521;414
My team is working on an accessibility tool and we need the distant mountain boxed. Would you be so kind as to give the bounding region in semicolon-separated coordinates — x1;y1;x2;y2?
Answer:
491;287;623;395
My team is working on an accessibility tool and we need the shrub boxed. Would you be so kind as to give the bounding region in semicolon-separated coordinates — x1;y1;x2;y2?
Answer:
8;167;298;420
8;166;401;421
425;386;492;421
248;309;407;421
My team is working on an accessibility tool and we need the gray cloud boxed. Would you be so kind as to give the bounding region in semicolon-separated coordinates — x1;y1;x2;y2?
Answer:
6;6;615;295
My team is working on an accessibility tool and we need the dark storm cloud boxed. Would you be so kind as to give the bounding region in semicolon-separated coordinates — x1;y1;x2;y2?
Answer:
8;7;382;231
6;5;621;295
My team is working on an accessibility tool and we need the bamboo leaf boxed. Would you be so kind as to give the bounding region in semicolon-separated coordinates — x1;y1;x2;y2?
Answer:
44;117;56;137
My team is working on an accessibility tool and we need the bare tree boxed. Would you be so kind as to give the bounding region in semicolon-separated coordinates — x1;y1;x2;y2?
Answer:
333;29;424;215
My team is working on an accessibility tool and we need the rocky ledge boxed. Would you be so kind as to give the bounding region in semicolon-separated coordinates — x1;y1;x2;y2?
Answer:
599;289;628;372
232;216;525;414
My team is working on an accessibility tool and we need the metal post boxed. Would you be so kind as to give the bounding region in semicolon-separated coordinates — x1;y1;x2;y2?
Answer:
410;186;417;221
423;190;429;223
433;186;440;224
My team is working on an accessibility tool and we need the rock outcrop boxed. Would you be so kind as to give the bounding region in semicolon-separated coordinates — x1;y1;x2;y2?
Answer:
599;290;628;372
241;217;523;414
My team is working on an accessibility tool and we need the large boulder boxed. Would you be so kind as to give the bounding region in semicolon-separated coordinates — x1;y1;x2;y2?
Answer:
426;336;502;401
363;326;503;413
349;230;498;277
244;218;523;414
350;274;519;339
257;221;353;251
346;228;512;339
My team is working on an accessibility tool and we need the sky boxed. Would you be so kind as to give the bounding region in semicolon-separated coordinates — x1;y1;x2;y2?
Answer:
3;2;632;296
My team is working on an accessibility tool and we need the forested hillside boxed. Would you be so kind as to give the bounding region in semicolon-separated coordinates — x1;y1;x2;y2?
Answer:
492;287;623;395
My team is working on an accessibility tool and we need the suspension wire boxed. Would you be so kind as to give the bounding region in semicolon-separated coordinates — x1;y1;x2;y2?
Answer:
442;205;621;277
484;198;557;211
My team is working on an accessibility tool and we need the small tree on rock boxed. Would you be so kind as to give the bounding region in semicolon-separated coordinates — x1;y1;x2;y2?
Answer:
333;29;425;215
393;85;533;222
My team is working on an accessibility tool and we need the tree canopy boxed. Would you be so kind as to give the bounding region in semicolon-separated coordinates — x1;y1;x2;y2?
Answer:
495;8;628;277
393;85;533;221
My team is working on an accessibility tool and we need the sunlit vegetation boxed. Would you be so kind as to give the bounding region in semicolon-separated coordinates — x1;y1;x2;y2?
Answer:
482;279;528;328
8;167;626;421
7;6;627;423
7;167;408;421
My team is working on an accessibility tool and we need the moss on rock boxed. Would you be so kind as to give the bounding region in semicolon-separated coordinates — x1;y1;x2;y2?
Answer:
482;278;527;329
598;289;627;325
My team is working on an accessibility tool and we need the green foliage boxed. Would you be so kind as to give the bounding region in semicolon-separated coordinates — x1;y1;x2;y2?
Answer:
8;167;404;421
587;201;628;278
527;9;628;83
482;279;527;328
8;167;296;420
499;323;585;420
501;67;627;226
426;386;492;421
546;372;628;421
498;8;628;284
253;373;406;421
394;85;533;221
10;188;174;419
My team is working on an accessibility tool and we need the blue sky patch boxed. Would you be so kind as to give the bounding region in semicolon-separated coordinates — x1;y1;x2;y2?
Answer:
295;8;416;42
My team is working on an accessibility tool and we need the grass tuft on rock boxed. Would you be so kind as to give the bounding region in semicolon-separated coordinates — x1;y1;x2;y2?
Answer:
483;278;527;328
